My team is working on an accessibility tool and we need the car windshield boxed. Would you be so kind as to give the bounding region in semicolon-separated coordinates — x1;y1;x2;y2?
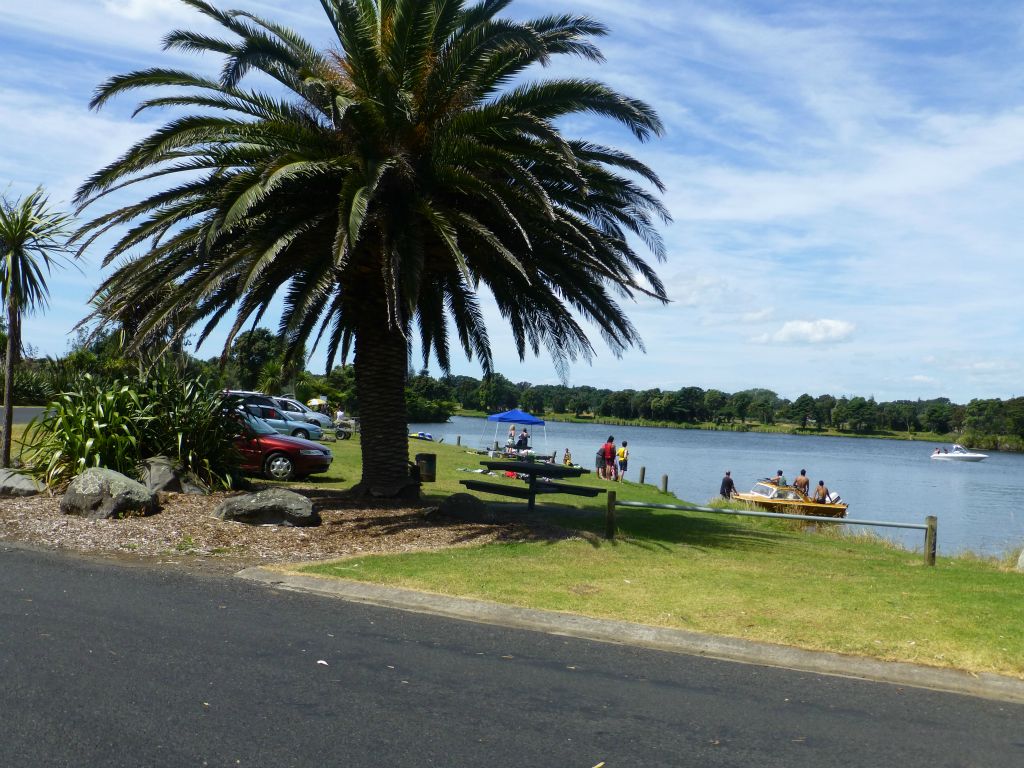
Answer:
243;413;278;435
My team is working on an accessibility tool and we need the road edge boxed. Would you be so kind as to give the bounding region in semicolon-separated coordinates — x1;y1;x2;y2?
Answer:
235;566;1024;705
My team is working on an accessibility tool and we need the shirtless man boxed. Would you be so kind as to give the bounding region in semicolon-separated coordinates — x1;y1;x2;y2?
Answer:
813;480;829;503
794;469;810;494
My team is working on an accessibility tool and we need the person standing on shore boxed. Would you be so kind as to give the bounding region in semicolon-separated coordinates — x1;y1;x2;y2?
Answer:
599;436;616;480
720;471;737;498
616;441;629;482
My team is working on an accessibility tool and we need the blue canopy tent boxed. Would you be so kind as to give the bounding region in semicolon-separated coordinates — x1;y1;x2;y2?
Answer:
482;409;548;455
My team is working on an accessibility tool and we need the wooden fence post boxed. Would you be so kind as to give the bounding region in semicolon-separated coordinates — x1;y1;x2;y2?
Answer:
606;490;617;540
456;435;461;446
925;515;937;566
638;466;646;485
660;474;668;493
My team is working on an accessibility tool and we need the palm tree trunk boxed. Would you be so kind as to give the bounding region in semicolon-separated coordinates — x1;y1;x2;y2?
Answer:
1;306;17;468
352;307;417;499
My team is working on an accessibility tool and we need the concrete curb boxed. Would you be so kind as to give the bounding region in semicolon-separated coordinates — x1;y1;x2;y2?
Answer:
236;567;1024;705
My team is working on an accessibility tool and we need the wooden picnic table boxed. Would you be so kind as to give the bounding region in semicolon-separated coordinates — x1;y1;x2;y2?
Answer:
460;459;603;512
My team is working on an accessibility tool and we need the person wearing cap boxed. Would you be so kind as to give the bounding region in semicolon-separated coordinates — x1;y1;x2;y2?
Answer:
720;470;737;498
769;469;786;486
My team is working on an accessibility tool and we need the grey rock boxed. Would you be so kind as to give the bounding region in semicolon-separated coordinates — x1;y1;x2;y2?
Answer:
213;489;320;527
0;469;40;497
434;492;502;524
140;456;210;495
60;468;159;519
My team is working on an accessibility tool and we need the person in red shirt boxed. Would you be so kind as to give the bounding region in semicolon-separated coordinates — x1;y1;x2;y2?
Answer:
600;436;617;481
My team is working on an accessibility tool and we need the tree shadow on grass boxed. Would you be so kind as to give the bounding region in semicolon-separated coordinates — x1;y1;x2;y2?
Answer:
258;488;786;554
525;502;789;554
292;495;570;548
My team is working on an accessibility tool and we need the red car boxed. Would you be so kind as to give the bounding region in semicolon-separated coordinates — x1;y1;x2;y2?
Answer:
234;412;334;481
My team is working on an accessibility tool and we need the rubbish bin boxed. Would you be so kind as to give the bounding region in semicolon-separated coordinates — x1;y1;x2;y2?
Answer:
415;453;437;483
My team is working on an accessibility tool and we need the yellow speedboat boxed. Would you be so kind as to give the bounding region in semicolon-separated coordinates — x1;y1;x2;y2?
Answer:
732;481;848;518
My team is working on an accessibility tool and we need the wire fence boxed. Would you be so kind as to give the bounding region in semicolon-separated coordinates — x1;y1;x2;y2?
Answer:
605;492;938;566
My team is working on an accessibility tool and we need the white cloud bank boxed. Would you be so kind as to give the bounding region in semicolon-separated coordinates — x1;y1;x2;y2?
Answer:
754;319;855;345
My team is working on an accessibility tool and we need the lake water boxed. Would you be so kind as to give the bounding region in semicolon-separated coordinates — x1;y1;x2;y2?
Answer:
409;415;1024;558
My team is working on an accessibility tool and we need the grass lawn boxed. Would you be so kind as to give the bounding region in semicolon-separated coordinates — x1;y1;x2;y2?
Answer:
8;424;27;451
294;438;1024;679
13;420;1022;677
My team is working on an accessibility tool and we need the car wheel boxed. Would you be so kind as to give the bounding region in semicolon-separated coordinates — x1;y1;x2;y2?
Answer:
264;452;295;481
293;429;310;440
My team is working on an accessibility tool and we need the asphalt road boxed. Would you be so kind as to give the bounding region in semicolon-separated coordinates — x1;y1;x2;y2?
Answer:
2;546;1021;768
2;406;44;425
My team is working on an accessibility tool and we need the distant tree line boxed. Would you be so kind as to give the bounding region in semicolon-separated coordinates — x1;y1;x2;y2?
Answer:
8;332;1024;447
422;372;1024;447
4;328;455;424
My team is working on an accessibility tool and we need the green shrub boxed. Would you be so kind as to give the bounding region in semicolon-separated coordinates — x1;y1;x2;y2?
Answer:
21;369;240;490
139;365;241;488
22;376;150;486
12;368;52;405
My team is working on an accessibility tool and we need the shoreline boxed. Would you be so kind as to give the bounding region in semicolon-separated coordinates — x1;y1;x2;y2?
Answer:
455;410;954;445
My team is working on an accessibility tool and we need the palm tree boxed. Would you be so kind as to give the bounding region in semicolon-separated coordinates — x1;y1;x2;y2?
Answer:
75;0;670;497
0;189;73;467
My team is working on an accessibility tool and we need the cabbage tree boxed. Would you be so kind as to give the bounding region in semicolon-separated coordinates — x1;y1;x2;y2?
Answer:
0;189;73;467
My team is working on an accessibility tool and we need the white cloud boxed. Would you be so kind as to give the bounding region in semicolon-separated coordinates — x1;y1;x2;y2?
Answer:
101;0;193;22
754;319;855;345
664;273;731;308
740;308;774;324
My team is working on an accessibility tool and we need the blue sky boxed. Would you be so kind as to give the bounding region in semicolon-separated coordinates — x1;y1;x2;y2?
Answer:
3;0;1024;402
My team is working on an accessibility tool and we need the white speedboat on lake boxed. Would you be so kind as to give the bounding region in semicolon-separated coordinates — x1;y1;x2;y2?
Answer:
930;444;988;462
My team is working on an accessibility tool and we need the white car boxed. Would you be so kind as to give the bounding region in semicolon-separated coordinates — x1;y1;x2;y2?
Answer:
273;396;334;429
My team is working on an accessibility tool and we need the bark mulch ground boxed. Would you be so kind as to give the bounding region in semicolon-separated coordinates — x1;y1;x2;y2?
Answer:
0;485;547;573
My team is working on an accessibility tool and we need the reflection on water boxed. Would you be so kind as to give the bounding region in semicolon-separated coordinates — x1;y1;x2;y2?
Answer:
410;416;1024;557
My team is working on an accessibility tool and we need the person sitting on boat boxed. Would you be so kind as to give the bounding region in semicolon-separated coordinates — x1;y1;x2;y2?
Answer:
793;469;809;494
933;448;941;456
563;448;573;466
768;469;786;486
813;480;829;503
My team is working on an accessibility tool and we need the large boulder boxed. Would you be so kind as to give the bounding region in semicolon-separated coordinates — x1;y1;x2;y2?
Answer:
140;456;210;495
0;469;40;497
60;468;159;519
213;489;320;527
432;492;502;524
